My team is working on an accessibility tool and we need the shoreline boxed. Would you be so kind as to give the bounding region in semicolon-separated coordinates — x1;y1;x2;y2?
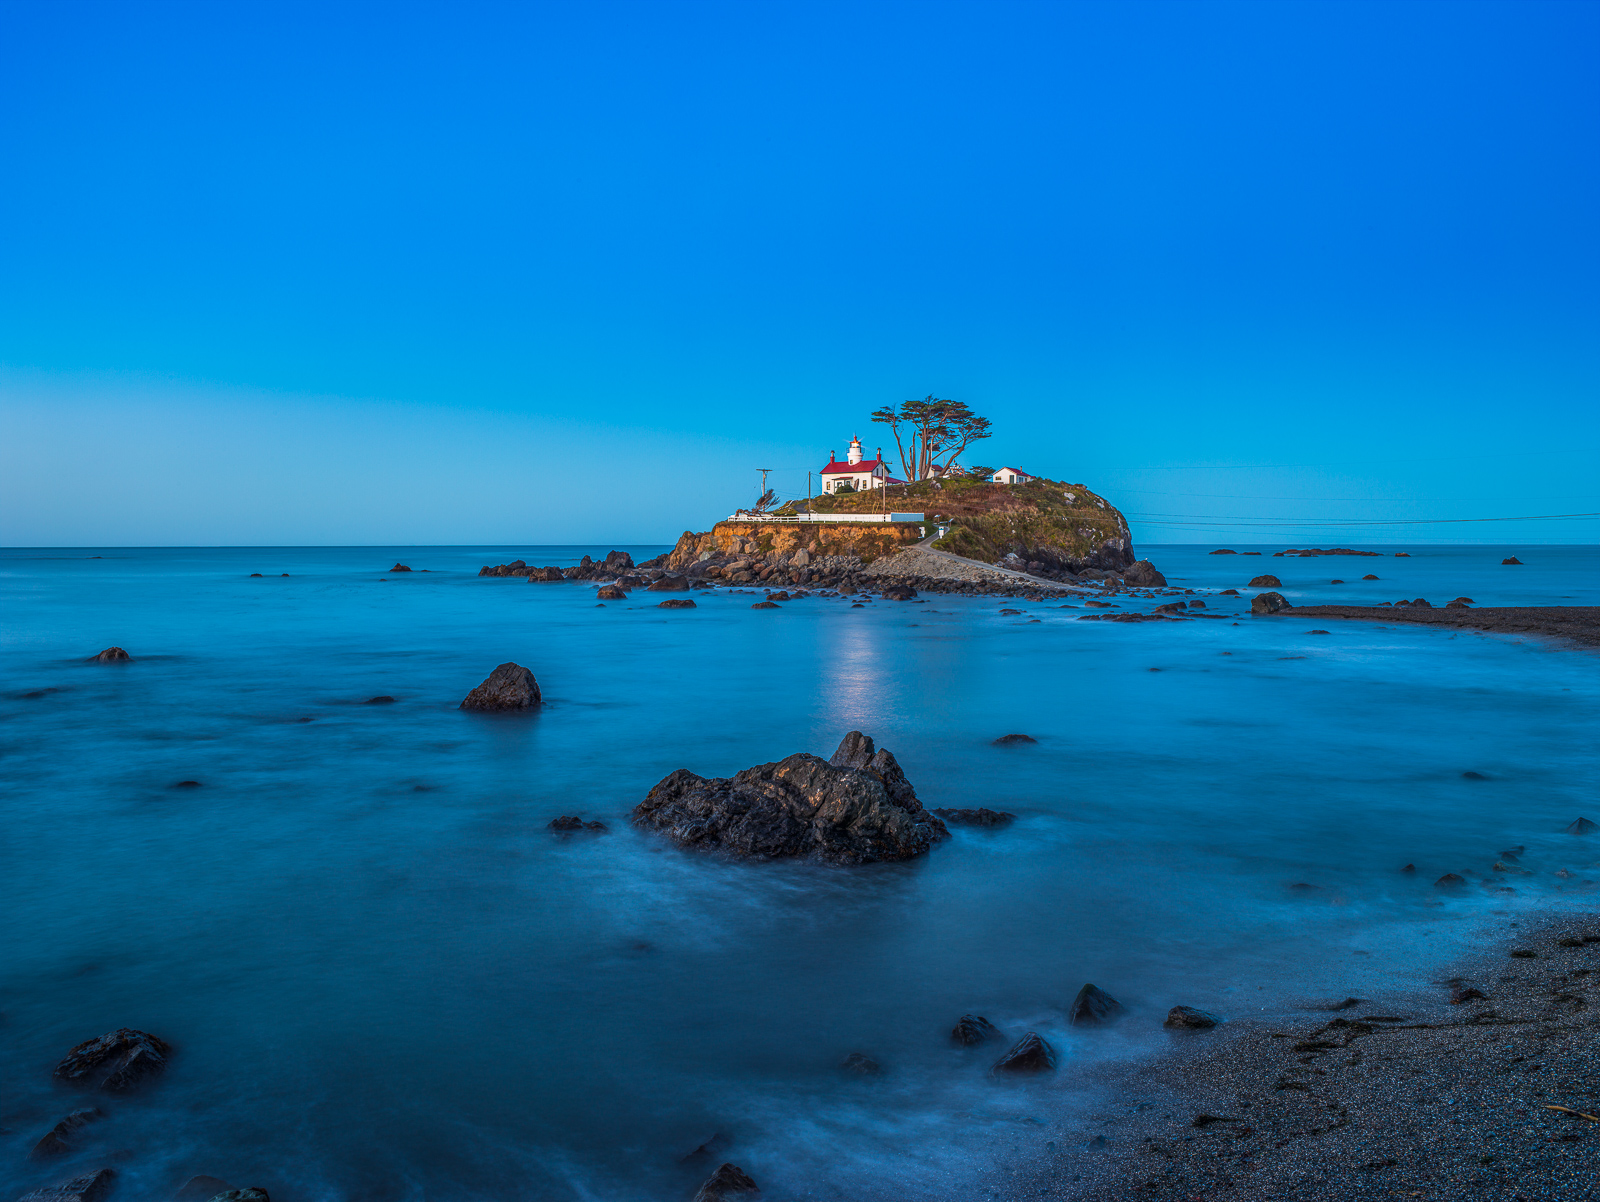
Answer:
1272;605;1600;649
1008;902;1600;1201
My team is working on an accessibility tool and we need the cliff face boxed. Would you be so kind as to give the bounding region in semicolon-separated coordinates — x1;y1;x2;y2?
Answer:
665;520;924;570
801;476;1135;572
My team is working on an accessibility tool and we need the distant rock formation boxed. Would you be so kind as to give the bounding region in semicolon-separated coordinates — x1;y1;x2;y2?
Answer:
692;1163;759;1201
1248;574;1282;588
459;663;541;711
632;731;948;863
1124;559;1166;586
87;647;130;662
1251;591;1290;615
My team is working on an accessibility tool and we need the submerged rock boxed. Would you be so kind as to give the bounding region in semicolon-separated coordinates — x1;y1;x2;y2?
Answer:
932;807;1015;827
840;1051;881;1075
1435;872;1466;886
1069;983;1124;1027
1124;559;1166;586
632;731;947;864
53;1029;171;1092
548;816;607;832
1247;574;1282;588
751;601;780;609
88;647;130;663
596;585;628;600
658;599;697;609
1164;1006;1222;1030
1567;817;1598;835
389;563;412;572
209;1192;269;1202
991;1031;1057;1074
692;1163;759;1201
951;1014;1001;1046
1250;591;1290;615
29;1109;101;1160
173;1178;232;1202
18;1170;117;1202
992;733;1037;745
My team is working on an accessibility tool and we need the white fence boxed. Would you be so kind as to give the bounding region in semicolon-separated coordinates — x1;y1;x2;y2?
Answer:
726;512;927;524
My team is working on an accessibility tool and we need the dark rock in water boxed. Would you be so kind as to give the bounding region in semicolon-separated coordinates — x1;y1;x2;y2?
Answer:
88;647;130;663
882;585;918;601
1209;549;1237;555
1567;817;1598;835
932;807;1015;827
999;608;1022;615
1410;597;1432;608
679;1132;731;1163
389;563;412;572
951;1014;1001;1046
173;780;202;789
991;1031;1057;1074
692;1163;759;1201
1163;1006;1222;1030
751;601;781;609
249;573;263;577
1248;574;1282;588
1152;601;1187;614
596;585;628;600
460;663;541;711
548;816;608;832
1435;873;1466;886
1461;770;1488;780
29;1109;101;1159
173;1177;232;1202
210;1192;269;1202
1450;984;1488;1004
1124;559;1166;586
362;695;396;705
1250;591;1290;615
1329;579;1344;584
54;1029;171;1092
1502;556;1523;565
1307;629;1330;635
991;733;1037;745
1218;588;1240;596
647;575;691;591
18;1170;117;1202
840;1051;880;1075
659;598;697;609
1188;599;1207;608
1069;983;1124;1026
602;550;635;572
632;731;947;863
1401;863;1416;873
766;591;791;602
1362;573;1379;580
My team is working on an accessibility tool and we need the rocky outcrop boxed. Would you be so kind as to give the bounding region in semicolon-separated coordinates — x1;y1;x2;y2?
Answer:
18;1170;117;1202
991;1032;1056;1074
88;648;130;663
1124;559;1166;586
53;1029;171;1092
647;575;691;591
459;663;541;711
1251;591;1290;615
1069;983;1124;1026
658;599;697;609
596;585;627;600
548;816;607;832
632;732;948;863
389;563;412;572
992;733;1036;745
1248;574;1282;588
692;1163;759;1201
1503;556;1523;565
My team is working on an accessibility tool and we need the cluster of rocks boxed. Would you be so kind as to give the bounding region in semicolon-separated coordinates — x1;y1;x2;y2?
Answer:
479;550;649;579
20;1029;266;1202
632;731;949;863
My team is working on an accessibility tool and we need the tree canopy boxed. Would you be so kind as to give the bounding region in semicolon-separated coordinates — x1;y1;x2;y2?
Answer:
870;397;992;482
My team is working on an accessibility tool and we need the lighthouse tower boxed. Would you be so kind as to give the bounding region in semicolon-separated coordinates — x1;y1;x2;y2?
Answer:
846;435;864;465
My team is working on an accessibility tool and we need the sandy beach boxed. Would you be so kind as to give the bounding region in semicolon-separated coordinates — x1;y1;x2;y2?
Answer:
1007;907;1600;1201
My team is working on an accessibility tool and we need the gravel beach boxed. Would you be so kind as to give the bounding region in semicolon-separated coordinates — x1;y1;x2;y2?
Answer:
1008;910;1600;1201
1274;606;1600;649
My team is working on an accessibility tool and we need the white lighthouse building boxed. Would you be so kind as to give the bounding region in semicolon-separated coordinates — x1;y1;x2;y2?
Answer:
819;436;903;493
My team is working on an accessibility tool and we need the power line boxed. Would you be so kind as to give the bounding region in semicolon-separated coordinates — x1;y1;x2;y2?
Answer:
1127;511;1600;528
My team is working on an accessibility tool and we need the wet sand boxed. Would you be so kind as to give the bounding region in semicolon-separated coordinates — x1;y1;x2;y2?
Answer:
1012;910;1600;1201
1272;606;1600;648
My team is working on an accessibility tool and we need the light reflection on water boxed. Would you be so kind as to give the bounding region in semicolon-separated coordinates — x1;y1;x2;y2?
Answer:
0;545;1595;1200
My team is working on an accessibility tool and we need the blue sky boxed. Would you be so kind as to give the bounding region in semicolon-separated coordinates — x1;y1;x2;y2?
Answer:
1;0;1596;546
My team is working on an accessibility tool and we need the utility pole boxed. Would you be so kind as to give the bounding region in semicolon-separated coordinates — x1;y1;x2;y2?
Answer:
757;468;771;502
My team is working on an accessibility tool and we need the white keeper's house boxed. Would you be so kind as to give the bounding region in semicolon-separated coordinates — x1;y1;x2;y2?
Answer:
993;466;1034;484
820;436;905;493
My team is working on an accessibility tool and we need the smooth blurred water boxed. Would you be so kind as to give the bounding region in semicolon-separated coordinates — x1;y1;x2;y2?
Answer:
2;544;1596;1201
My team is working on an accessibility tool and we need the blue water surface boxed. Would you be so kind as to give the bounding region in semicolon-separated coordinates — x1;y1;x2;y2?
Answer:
2;544;1596;1201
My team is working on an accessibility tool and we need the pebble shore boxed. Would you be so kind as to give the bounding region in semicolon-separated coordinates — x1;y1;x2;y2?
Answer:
1005;909;1600;1201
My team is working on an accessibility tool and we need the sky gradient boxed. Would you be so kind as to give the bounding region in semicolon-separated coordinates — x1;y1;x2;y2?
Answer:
2;0;1596;546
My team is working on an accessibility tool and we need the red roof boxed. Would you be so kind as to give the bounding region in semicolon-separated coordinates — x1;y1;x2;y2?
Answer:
821;458;888;474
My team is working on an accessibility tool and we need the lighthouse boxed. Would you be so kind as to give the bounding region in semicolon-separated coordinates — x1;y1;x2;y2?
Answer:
846;435;863;465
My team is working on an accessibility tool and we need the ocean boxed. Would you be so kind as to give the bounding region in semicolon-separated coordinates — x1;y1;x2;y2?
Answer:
2;544;1596;1201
